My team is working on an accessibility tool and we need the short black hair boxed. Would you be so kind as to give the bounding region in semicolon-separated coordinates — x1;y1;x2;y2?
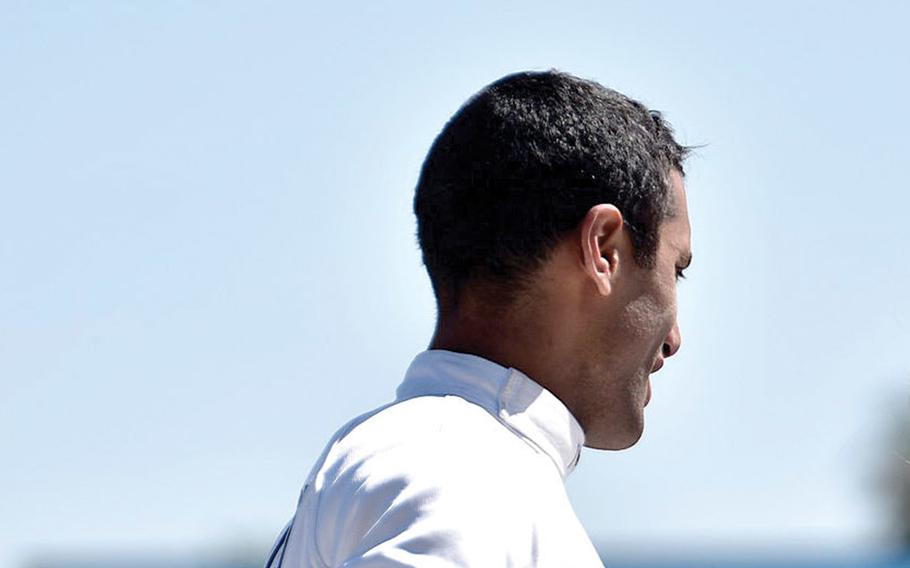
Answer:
414;70;688;304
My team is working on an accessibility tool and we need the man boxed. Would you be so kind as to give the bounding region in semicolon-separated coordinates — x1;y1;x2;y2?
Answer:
266;70;692;567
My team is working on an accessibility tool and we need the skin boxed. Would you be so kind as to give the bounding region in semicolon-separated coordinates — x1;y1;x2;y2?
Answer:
430;169;692;450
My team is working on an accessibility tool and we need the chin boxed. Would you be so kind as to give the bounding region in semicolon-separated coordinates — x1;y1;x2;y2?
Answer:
584;420;645;451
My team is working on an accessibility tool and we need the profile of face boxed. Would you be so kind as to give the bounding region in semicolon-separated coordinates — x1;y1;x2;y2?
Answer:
573;170;692;450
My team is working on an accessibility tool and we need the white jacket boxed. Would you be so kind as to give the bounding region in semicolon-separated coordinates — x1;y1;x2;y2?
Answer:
265;350;604;567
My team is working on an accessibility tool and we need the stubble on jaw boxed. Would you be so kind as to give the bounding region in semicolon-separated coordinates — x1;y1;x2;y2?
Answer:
571;357;649;451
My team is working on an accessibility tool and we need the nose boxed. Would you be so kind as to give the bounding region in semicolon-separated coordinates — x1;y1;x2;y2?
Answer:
661;322;682;359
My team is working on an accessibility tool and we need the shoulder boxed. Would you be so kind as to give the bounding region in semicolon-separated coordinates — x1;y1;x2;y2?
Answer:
322;394;556;493
311;395;562;565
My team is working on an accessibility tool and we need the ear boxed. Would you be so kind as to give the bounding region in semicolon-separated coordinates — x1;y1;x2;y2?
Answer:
579;204;624;296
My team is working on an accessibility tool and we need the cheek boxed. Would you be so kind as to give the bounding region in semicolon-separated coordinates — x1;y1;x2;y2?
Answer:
636;286;678;352
665;288;679;322
622;296;666;345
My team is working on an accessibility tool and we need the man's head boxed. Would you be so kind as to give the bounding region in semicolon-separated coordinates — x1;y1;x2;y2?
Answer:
414;70;692;450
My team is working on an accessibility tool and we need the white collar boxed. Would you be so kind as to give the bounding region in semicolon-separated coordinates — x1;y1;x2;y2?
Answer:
396;349;586;480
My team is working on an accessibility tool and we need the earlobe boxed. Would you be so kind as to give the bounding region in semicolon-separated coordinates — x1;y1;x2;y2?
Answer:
593;252;615;296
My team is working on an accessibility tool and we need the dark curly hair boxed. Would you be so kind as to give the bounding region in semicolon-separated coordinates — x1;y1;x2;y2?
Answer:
414;70;688;304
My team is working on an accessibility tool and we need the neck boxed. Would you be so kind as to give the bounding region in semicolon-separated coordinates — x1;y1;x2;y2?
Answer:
429;291;577;411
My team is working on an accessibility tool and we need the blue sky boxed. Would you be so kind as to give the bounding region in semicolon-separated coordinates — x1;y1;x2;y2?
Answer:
3;1;909;567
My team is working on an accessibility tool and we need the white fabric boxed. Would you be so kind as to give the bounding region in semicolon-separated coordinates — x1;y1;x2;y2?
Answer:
266;350;605;567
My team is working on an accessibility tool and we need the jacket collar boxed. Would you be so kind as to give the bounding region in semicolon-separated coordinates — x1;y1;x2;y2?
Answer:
396;349;585;480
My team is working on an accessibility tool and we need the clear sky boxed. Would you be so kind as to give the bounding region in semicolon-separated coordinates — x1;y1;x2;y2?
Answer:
3;1;909;567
